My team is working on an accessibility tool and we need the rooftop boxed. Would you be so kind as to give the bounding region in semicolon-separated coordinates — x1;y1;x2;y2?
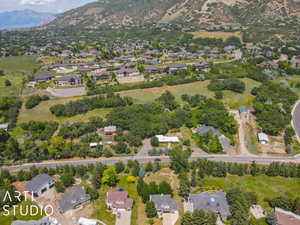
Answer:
59;186;91;213
188;191;231;217
25;174;54;193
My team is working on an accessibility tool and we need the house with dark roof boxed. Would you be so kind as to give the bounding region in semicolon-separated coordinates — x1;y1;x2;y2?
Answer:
25;174;55;197
115;68;139;77
168;64;187;73
195;125;219;136
275;208;300;225
59;186;91;213
34;74;54;83
55;75;83;86
186;191;231;220
106;190;133;213
150;194;178;216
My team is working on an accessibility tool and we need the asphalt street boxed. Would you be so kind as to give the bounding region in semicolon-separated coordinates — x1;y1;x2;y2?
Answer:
1;154;299;172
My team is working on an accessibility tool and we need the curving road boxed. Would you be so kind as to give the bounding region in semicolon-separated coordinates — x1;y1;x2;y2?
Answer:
1;154;299;172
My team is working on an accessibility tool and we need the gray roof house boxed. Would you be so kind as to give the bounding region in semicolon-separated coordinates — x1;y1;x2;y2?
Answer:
25;174;55;197
55;75;83;86
187;191;231;220
12;217;51;225
59;186;91;213
195;125;219;136
150;194;178;214
0;123;9;131
34;73;54;83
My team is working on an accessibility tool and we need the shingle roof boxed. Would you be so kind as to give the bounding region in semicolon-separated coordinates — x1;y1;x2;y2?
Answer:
196;125;219;136
275;208;300;225
59;186;91;213
107;190;133;209
150;194;178;212
25;174;54;193
188;191;231;217
34;73;54;81
57;75;82;81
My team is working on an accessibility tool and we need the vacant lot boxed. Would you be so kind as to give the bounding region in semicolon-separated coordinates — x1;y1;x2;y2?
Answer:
17;78;260;124
198;175;300;208
189;31;242;40
0;56;40;73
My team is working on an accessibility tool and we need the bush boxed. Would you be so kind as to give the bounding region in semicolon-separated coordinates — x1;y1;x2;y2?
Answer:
150;136;159;147
25;95;49;109
208;79;246;93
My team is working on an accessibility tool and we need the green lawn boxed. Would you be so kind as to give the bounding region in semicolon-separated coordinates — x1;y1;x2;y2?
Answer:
0;56;40;74
0;74;24;97
199;175;300;208
0;201;44;225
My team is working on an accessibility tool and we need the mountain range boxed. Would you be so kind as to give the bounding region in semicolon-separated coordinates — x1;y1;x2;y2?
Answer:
0;9;56;30
47;0;300;29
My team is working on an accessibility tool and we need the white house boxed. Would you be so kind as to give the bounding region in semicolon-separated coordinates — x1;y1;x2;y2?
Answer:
257;133;269;145
78;218;99;225
155;135;179;143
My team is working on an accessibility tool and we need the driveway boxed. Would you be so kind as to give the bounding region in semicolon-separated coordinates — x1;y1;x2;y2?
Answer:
162;212;179;225
136;139;151;157
46;87;86;97
116;211;131;225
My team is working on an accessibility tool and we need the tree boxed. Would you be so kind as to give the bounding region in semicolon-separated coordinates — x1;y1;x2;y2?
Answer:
179;182;190;199
158;181;173;196
102;167;118;186
146;201;157;218
156;91;178;110
150;136;159;147
4;79;11;87
169;148;191;173
54;181;65;193
86;186;99;200
266;212;277;225
115;162;125;173
60;173;74;187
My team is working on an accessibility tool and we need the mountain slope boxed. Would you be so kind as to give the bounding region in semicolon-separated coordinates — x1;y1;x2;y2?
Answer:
0;9;56;30
48;0;300;29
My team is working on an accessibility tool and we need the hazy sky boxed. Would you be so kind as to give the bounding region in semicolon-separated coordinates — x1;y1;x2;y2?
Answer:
0;0;95;13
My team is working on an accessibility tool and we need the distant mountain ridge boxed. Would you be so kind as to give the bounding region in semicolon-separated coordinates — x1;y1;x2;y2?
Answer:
47;0;300;29
0;9;56;30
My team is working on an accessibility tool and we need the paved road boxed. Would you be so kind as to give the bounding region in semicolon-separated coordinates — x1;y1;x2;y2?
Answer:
1;155;299;172
46;87;86;97
292;100;300;142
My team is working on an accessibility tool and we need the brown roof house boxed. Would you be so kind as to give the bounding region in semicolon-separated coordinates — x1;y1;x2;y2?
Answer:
291;56;300;68
275;208;300;225
106;190;133;214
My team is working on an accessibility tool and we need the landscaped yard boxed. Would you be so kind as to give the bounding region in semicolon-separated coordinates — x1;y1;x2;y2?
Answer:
0;201;44;225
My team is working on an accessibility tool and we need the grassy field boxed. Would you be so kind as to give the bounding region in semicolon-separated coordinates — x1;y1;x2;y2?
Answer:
0;56;40;74
0;74;24;97
17;78;260;124
189;31;242;41
0;201;44;225
198;175;300;209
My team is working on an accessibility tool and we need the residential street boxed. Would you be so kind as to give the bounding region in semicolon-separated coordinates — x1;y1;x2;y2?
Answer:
292;100;300;142
1;154;300;172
